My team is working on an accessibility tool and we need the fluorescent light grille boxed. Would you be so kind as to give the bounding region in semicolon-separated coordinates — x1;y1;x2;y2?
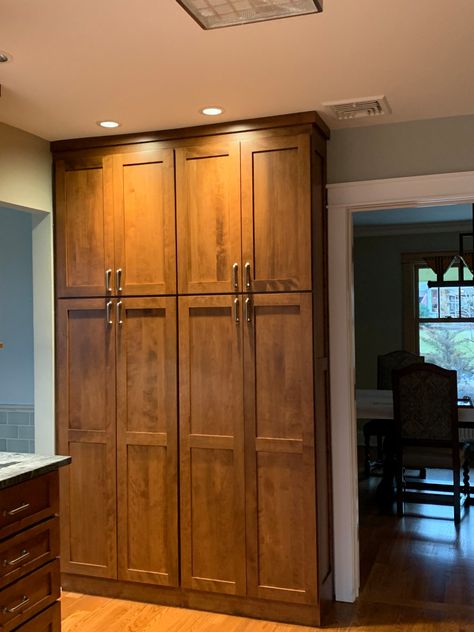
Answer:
323;96;392;121
177;0;322;29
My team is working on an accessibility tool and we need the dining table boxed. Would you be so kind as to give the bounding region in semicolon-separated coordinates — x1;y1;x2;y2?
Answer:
356;389;474;504
356;389;474;441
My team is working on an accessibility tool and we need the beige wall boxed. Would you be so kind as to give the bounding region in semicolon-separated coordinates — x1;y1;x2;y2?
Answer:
0;122;51;213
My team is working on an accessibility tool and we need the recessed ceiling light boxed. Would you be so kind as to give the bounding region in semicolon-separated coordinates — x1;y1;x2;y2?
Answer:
201;107;224;116
97;120;121;129
177;0;323;29
0;51;11;63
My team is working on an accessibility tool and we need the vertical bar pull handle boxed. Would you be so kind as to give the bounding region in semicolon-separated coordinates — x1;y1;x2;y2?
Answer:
244;297;252;323
116;301;123;326
244;262;251;289
105;269;112;293
232;263;239;290
116;268;123;292
106;301;113;326
233;297;240;324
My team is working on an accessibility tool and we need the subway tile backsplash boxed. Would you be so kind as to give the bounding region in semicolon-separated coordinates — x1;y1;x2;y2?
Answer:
0;406;34;453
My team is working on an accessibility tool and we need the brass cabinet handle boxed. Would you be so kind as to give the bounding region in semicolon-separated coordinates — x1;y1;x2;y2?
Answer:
4;549;30;567
106;301;113;326
233;297;240;324
116;268;123;292
244;297;252;323
3;595;29;614
4;503;30;517
116;301;123;326
244;262;251;289
105;269;112;293
232;263;239;290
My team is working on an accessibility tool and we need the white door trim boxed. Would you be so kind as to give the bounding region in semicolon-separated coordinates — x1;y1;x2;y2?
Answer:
327;170;474;603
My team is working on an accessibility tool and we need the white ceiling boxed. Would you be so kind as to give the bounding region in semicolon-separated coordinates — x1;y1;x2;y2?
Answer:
1;0;474;141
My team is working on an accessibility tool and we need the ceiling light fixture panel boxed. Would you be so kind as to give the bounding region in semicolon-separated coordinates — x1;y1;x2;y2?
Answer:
177;0;323;30
201;106;224;115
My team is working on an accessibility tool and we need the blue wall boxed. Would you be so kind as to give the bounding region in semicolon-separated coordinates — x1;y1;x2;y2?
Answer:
0;207;34;405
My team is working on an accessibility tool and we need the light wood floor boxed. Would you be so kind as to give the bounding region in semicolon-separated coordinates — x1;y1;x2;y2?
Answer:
61;472;474;632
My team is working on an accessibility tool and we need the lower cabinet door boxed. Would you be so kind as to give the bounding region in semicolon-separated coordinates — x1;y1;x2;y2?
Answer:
56;299;117;579
244;293;318;604
0;560;60;631
12;602;61;632
179;295;246;596
116;298;179;586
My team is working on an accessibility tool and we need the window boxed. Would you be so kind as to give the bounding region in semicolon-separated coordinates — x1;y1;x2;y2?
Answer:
404;253;474;400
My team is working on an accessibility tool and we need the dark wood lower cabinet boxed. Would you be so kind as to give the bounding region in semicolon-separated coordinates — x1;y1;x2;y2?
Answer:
57;293;328;626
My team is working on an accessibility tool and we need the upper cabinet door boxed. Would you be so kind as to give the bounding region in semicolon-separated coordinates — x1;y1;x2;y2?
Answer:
241;134;312;292
113;150;176;296
55;156;114;298
176;142;242;294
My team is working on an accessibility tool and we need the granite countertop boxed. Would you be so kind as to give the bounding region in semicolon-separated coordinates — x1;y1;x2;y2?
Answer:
0;452;71;490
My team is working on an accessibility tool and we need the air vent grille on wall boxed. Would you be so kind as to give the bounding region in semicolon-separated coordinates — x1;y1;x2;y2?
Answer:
323;96;391;121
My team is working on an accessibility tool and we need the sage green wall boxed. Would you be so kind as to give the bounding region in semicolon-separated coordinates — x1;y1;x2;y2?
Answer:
0;123;51;213
327;114;474;183
354;229;461;389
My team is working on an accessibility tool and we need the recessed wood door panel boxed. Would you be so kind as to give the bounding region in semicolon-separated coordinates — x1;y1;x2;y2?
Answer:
56;299;117;579
116;297;178;586
176;142;242;294
113;150;176;295
179;295;246;595
241;135;312;292
55;157;114;297
243;293;317;604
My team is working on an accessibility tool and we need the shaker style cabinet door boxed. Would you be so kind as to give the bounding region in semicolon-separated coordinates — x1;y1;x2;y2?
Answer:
113;149;176;296
55;156;114;298
56;299;117;579
243;293;317;604
116;297;179;586
178;295;246;595
241;135;312;292
176;142;242;294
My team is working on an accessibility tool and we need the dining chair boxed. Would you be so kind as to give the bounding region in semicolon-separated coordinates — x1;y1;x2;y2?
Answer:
392;362;470;523
363;350;424;475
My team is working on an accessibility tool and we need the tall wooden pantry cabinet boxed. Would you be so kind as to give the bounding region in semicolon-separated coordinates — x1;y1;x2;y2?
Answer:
52;112;332;627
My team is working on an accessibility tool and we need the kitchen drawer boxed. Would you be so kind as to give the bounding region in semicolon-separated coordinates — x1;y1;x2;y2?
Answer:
11;602;60;632
0;518;59;589
0;473;59;539
0;560;60;631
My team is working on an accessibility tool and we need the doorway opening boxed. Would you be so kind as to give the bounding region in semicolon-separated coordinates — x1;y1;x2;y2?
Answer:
353;202;474;606
0;204;54;456
327;170;474;603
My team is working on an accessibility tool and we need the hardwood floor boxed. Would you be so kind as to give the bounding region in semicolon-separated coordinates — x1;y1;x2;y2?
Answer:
61;471;474;631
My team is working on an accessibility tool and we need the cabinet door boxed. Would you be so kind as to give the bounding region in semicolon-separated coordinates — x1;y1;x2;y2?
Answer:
113;149;176;296
55;156;114;297
116;297;178;586
56;299;117;579
176;142;242;294
241;134;312;292
179;295;246;595
243;293;317;604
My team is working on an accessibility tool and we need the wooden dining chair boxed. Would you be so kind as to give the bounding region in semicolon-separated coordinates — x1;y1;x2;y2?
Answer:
363;350;424;475
392;362;470;523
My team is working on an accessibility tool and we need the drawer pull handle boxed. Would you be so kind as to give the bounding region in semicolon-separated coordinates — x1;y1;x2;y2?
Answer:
4;503;30;517
4;549;30;567
3;595;29;614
